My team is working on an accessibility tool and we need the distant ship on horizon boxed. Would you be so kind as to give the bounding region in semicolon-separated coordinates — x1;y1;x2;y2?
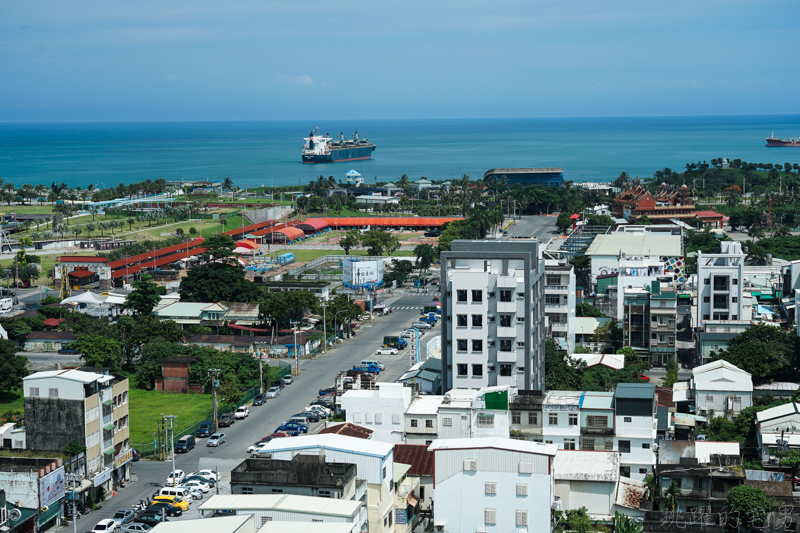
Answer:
766;132;800;147
302;128;376;163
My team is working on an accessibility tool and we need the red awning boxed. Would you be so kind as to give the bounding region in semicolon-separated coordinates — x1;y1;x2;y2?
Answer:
43;318;65;327
68;270;95;278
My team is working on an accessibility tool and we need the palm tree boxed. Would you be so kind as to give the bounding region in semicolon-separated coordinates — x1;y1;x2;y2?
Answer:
98;222;107;237
127;218;135;231
86;223;95;238
643;474;659;510
72;227;83;240
17;263;40;287
223;177;234;193
662;480;681;511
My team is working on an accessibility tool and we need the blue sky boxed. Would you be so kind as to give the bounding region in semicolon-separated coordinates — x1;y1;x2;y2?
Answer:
1;0;799;122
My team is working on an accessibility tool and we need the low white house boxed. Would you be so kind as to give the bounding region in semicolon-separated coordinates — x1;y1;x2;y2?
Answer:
150;515;256;533
541;391;582;450
613;383;657;482
691;360;753;418
553;450;620;516
756;402;800;467
428;437;558;533
436;387;511;440
341;383;413;445
404;395;444;445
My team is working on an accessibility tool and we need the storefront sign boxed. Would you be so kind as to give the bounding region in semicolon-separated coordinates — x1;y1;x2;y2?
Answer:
93;468;112;487
115;449;133;469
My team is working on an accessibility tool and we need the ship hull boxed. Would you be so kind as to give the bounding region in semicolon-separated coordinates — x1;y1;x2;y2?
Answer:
302;145;376;163
766;138;800;147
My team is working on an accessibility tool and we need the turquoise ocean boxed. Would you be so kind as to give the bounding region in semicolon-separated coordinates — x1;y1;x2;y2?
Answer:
1;115;800;189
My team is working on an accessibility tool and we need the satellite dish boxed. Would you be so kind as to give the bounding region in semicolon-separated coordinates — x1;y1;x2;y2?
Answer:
41;506;49;513
9;508;22;521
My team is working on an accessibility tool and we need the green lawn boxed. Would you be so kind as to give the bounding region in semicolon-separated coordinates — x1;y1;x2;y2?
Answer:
128;389;213;447
0;388;25;420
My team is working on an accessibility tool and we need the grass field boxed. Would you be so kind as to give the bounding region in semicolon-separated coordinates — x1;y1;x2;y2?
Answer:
0;388;25;418
128;389;213;447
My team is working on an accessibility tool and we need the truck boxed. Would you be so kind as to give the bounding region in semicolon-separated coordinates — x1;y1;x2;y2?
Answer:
383;335;407;349
353;364;381;374
422;305;441;315
0;298;12;314
276;253;295;266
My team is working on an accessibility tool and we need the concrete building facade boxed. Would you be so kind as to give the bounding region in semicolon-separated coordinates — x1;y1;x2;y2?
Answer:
440;240;545;392
341;383;413;445
697;241;745;326
613;384;657;482
543;259;576;353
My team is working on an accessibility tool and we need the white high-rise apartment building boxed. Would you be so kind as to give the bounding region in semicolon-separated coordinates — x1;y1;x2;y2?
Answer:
697;241;745;326
543;259;575;352
440;240;545;392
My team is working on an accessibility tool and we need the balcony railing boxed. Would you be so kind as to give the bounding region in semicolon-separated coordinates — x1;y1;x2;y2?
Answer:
551;322;569;332
544;285;569;294
103;438;114;450
103;414;113;426
581;427;614;436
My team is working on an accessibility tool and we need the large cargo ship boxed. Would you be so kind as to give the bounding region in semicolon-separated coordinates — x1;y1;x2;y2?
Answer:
302;129;376;163
766;132;800;147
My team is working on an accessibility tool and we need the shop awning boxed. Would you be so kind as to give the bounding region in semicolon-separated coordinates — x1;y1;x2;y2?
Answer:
759;294;775;300
66;479;93;498
104;423;115;431
406;489;419;507
104;448;115;455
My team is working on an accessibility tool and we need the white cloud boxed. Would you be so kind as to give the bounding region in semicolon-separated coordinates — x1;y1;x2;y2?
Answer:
272;72;314;87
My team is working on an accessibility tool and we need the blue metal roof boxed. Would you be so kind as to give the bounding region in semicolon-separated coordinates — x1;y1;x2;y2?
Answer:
614;383;655;399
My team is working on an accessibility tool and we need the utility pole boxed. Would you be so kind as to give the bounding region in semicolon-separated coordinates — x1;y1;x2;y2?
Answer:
291;321;299;375
163;414;178;477
208;369;221;426
66;472;82;533
321;304;327;353
259;357;264;394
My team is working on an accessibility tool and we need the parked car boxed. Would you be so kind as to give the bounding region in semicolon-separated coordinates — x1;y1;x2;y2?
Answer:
131;449;141;462
235;406;249;419
176;487;203;500
184;475;215;487
424;230;441;238
121;523;152;533
300;410;321;422
196;421;216;437
375;347;398;355
252;394;266;406
112;510;135;527
419;314;437;324
361;359;386;371
282;375;294;385
306;405;330;417
695;434;708;442
135;515;168;527
174;435;195;453
92;519;119;533
180;479;210;493
290;415;311;426
218;413;235;427
275;425;301;436
411;321;432;329
145;503;183;517
206;433;227;447
281;421;308;433
249;442;272;456
193;469;222;482
265;386;281;398
318;387;335;397
165;469;185;487
152;496;190;511
635;374;651;382
310;399;333;409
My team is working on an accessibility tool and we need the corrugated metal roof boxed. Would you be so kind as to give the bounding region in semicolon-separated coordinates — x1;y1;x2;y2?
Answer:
149;515;253;533
614;383;655;399
393;463;411;483
24;368;103;383
580;392;615;410
428;437;558;457
258;523;355;533
552;450;619;481
318;423;373;440
754;382;800;392
198;494;360;517
614;477;647;511
406;396;444;415
756;402;800;423
321;217;463;228
693;359;751;377
585;233;682;257
393;444;435;476
254;433;393;458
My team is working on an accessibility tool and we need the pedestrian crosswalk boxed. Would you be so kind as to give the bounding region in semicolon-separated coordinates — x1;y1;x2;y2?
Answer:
393;306;425;310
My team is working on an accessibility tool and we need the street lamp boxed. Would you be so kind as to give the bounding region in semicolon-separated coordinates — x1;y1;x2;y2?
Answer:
320;303;328;353
335;310;348;342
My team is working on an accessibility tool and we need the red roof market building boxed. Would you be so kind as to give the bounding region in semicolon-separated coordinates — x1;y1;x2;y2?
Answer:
694;210;725;229
612;183;696;223
320;217;462;229
296;218;329;234
223;220;275;240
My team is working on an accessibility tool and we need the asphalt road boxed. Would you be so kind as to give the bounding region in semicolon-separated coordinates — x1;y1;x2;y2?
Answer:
502;215;559;242
59;291;438;531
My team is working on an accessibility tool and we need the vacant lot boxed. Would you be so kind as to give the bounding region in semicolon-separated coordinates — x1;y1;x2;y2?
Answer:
128;389;213;447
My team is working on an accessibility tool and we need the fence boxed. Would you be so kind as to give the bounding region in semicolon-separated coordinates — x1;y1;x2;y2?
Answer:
286;255;389;277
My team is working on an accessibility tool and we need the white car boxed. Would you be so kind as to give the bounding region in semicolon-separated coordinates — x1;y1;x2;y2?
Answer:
177;487;203;500
206;433;226;447
193;469;222;482
401;330;415;338
248;442;271;455
265;386;281;398
376;347;399;355
180;479;210;493
282;375;294;385
235;406;249;419
305;405;331;416
165;469;185;487
92;519;119;533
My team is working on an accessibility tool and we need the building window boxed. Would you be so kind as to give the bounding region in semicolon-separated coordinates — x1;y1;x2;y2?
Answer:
620;466;631;478
619;440;631;453
624;417;632;423
49;388;58;398
425;419;433;428
457;314;468;327
457;339;467;352
500;340;512;352
472;314;483;327
545;295;560;305
587;415;608;428
443;417;453;426
457;290;467;302
261;517;273;525
732;297;738;303
528;412;538;425
582;438;595;450
29;387;39;397
568;413;578;426
271;489;283;493
703;296;710;303
485;509;497;525
410;419;418;428
516;510;528;527
241;487;253;494
604;440;614;451
472;364;483;377
472;290;482;302
512;412;521;424
733;278;738;285
546;276;561;286
706;395;714;402
383;466;387;480
517;316;525;322
548;413;558;426
500;290;512;302
477;414;494;427
457;364;468;376
564;438;576;450
500;364;513;376
392;413;401;424
516;483;529;496
472;339;483;352
500;314;512;327
642;443;650;449
485;482;497;495
639;468;648;474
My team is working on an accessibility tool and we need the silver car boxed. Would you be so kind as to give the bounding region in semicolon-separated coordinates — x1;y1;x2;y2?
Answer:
206;433;226;447
265;386;281;398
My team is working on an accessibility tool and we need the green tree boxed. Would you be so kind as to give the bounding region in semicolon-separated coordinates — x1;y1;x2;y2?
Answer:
189;227;197;235
65;439;87;457
591;320;623;352
413;244;437;288
0;339;28;390
216;380;243;409
385;259;415;286
545;338;586;390
338;230;360;255
360;229;395;256
711;323;800;383
724;485;772;529
634;214;652;225
203;234;237;259
612;510;643;533
662;480;681;510
576;302;606;317
556;212;573;234
179;262;261;302
123;274;162;316
73;334;122;371
663;356;679;387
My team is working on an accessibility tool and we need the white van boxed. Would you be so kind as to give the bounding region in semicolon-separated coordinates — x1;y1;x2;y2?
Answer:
0;298;12;314
159;487;192;500
360;359;385;371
